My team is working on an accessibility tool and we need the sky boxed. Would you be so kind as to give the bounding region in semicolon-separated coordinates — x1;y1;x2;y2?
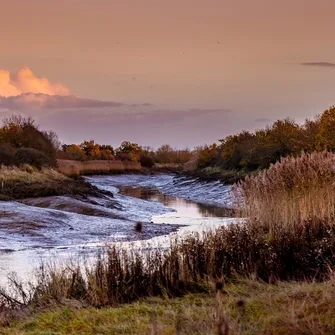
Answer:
1;0;335;148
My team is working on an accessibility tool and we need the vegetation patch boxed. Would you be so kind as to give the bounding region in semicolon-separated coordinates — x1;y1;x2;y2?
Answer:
2;279;335;334
0;165;110;200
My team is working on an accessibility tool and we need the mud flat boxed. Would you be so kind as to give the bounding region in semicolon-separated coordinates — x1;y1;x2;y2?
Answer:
0;173;233;283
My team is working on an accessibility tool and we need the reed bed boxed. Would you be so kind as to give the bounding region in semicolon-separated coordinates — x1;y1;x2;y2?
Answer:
235;151;335;230
2;218;335;310
57;159;141;176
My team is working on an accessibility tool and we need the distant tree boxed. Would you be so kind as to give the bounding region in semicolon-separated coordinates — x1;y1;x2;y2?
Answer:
80;140;102;160
63;144;86;161
116;141;142;161
197;144;217;169
315;107;335;150
99;144;115;160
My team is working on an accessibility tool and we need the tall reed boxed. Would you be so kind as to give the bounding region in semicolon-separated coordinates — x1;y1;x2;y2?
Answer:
235;151;335;230
57;159;141;176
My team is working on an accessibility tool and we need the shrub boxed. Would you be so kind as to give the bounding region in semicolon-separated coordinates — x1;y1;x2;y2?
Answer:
139;155;155;168
0;143;16;166
15;148;51;168
0;115;56;166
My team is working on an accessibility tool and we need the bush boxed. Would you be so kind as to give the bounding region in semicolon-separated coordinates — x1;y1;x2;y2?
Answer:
15;148;51;168
0;143;16;166
139;155;155;168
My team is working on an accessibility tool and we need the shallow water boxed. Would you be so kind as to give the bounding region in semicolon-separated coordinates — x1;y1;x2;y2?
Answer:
0;174;233;283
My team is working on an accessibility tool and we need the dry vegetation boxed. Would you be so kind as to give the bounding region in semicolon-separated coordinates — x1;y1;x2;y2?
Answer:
57;159;141;176
0;165;107;200
236;151;335;229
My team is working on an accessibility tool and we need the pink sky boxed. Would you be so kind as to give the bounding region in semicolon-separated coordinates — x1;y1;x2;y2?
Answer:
1;0;335;147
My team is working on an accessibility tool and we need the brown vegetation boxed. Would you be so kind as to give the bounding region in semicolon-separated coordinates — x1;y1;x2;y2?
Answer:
236;151;335;229
0;165;109;200
57;159;142;176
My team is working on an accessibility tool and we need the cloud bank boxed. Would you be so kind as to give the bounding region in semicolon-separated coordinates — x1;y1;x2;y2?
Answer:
0;67;70;97
301;62;335;68
0;93;124;110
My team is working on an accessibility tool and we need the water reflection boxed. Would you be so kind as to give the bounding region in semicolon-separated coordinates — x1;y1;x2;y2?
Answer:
118;186;234;218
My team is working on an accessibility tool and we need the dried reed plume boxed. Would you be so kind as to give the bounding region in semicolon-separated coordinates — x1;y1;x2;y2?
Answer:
235;151;335;231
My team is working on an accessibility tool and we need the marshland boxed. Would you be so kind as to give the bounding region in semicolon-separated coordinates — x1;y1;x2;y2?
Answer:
1;110;335;334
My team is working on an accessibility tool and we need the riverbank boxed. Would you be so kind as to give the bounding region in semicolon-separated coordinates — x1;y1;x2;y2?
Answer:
57;159;184;176
184;166;252;184
2;278;334;334
57;159;244;185
57;159;142;176
0;165;109;200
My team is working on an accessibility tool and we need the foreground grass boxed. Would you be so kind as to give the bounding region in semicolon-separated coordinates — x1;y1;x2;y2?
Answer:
2;279;335;335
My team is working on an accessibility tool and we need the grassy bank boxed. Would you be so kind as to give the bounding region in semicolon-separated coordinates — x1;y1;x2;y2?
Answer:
3;279;335;334
0;165;108;200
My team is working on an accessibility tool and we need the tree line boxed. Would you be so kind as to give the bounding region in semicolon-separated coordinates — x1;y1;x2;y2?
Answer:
1;106;335;171
0;115;193;169
197;106;335;172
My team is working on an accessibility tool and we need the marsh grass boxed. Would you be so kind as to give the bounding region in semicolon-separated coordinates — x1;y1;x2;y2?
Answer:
236;151;335;230
57;159;142;177
1;218;334;313
0;165;105;199
0;165;67;184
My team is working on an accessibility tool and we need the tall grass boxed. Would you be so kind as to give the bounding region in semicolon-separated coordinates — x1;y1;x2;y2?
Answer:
2;221;335;309
235;151;335;230
0;164;67;183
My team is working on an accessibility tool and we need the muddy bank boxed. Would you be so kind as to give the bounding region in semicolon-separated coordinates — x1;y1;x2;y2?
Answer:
183;167;250;184
0;195;182;252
